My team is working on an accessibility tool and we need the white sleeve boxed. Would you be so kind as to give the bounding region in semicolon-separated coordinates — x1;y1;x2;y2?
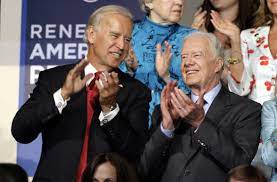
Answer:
98;104;120;126
53;88;70;114
227;30;252;96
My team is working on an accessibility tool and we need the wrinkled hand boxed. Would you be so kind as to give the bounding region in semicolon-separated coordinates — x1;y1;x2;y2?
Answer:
170;88;205;128
161;81;178;130
95;71;120;112
210;10;240;44
61;60;93;100
191;7;207;31
156;41;172;83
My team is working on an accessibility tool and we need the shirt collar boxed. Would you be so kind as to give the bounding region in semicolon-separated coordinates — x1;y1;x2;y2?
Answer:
191;83;222;105
84;62;98;86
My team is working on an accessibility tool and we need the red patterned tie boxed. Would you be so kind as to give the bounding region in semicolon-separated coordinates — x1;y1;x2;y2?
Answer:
76;72;101;182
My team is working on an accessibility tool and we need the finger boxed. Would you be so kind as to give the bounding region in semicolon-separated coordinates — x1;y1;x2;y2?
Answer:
197;10;207;20
74;59;89;75
175;88;194;106
82;73;94;86
193;7;203;17
170;96;188;118
110;72;119;85
156;43;162;56
99;73;109;89
95;80;104;90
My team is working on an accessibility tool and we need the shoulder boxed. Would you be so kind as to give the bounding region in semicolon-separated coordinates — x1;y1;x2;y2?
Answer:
38;63;76;82
175;24;197;35
118;70;150;94
227;89;262;110
262;99;277;112
241;26;269;37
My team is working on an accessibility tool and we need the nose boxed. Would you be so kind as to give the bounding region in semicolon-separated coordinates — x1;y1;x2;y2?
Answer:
116;37;125;50
183;56;195;68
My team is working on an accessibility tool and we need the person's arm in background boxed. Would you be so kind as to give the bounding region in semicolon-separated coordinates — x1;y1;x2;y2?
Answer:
261;100;277;168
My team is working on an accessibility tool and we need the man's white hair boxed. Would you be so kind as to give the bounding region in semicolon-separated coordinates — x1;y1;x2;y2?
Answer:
183;32;224;59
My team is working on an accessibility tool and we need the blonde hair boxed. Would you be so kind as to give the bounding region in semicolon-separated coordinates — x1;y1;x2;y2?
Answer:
83;5;133;43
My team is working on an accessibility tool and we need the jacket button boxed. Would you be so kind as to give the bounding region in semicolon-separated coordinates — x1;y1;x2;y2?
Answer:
184;170;191;176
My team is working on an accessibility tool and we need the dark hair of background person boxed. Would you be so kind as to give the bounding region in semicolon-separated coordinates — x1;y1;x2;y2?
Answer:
227;164;267;182
82;153;139;182
253;0;273;27
0;163;28;182
200;0;260;32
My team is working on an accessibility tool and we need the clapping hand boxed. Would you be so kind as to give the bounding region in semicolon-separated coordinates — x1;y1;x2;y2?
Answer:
191;7;207;32
96;71;120;112
210;10;240;44
156;41;172;83
170;88;205;128
61;60;94;100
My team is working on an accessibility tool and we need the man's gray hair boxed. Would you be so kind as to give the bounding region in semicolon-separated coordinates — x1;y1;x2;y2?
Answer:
83;5;133;43
183;32;224;59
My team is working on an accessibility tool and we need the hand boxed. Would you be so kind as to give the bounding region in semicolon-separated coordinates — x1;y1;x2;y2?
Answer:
61;60;93;100
161;81;178;130
95;71;120;112
156;41;172;83
210;10;240;44
125;47;138;71
170;88;205;128
191;7;207;32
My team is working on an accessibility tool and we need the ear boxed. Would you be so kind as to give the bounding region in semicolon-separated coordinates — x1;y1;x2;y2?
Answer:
214;57;224;73
145;2;154;10
87;26;96;44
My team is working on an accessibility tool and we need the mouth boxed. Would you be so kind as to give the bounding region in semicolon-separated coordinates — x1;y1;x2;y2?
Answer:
111;51;123;59
185;68;199;76
172;10;182;14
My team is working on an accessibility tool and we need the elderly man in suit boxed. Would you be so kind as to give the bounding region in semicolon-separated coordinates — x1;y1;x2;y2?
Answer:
12;5;151;182
140;32;261;182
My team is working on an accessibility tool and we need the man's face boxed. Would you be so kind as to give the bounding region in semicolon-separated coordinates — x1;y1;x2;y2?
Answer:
88;13;132;71
148;0;185;23
209;0;239;11
181;35;222;90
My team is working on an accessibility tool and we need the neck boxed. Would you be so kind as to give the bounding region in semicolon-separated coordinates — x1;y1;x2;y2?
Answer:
190;79;220;96
218;3;239;22
148;14;174;25
271;16;277;32
86;48;113;72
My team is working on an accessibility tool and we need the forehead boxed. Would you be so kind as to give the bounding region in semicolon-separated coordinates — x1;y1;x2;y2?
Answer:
182;35;211;53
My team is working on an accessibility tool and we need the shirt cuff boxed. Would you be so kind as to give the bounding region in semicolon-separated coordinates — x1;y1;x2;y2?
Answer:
98;104;120;126
160;123;174;138
53;88;70;114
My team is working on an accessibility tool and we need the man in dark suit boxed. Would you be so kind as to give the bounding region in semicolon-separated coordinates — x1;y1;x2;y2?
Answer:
12;5;151;182
140;32;261;182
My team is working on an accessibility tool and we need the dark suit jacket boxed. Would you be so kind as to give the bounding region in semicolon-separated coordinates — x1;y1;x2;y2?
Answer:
140;86;261;182
12;63;151;182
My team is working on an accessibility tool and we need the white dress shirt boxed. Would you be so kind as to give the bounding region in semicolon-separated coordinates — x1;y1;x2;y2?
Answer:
53;62;120;125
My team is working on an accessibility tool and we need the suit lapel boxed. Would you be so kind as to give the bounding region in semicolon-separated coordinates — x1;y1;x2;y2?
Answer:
205;86;232;126
182;86;232;165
